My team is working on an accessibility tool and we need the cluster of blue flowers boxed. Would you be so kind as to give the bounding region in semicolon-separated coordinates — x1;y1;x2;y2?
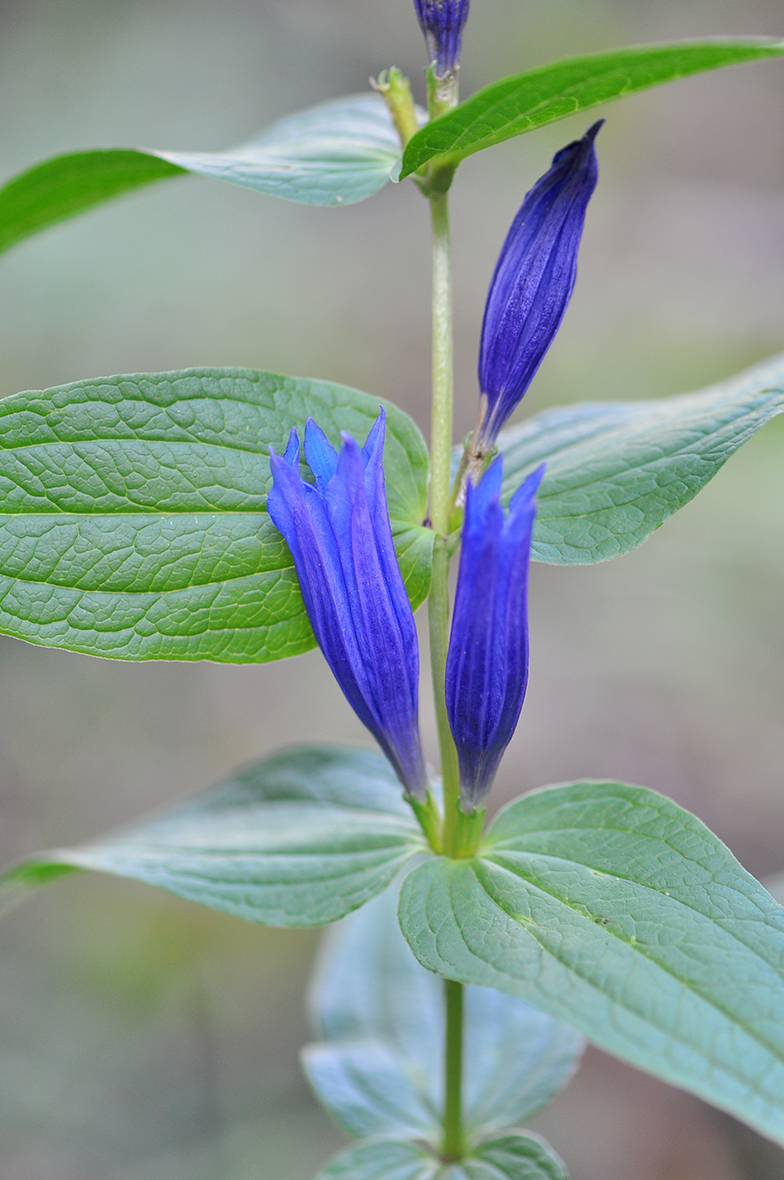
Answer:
268;109;600;816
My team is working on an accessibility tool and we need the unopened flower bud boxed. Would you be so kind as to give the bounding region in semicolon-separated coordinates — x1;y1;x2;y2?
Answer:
413;0;470;78
478;121;602;448
446;459;544;811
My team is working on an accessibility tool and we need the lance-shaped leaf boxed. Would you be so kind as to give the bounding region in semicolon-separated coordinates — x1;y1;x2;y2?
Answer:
398;781;784;1146
313;1134;567;1180
0;367;431;662
0;93;412;256
398;40;784;178
303;883;582;1141
455;350;784;564
0;746;425;927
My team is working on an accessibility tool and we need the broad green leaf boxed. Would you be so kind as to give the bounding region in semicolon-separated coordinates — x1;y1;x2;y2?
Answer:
157;94;411;206
314;1135;566;1180
304;884;582;1140
304;1040;434;1141
0;94;409;255
0;367;432;662
0;746;423;927
398;40;784;178
398;781;784;1146
314;1139;437;1180
494;351;784;564
0;151;184;256
464;1136;567;1180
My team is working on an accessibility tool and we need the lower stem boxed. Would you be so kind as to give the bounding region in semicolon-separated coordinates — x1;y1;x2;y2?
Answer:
442;978;464;1161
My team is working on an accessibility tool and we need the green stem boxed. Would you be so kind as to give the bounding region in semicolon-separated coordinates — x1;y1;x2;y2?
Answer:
442;978;465;1161
427;190;461;858
428;192;453;543
426;73;468;1165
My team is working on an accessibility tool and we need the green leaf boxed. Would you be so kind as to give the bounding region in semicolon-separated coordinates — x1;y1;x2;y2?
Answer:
0;93;409;255
494;350;784;564
0;150;185;256
314;1135;566;1180
304;884;582;1140
314;1138;436;1180
157;94;410;206
398;40;784;178
0;367;432;661
0;746;424;927
305;1041;434;1142
398;781;784;1146
464;1136;567;1180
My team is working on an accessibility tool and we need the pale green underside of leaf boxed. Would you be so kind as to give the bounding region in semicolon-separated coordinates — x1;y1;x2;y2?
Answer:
398;781;784;1145
493;351;784;564
398;40;784;177
0;367;431;662
0;94;406;255
0;746;423;927
314;1134;566;1180
304;882;582;1141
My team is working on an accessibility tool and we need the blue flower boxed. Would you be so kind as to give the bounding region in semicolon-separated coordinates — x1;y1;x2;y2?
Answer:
477;121;602;449
413;0;470;78
267;410;427;800
445;459;544;811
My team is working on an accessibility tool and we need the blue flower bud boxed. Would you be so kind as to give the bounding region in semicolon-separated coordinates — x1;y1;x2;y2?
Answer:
413;0;470;78
478;121;602;449
267;410;427;800
445;459;544;811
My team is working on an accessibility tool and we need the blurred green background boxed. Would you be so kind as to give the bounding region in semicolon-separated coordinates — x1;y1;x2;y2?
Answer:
1;0;784;1176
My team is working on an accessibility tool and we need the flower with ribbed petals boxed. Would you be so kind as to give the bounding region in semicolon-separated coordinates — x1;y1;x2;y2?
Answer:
413;0;470;78
267;410;427;800
477;121;602;450
445;459;544;811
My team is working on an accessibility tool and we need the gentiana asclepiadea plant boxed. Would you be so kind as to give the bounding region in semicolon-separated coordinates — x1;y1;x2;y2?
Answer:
2;3;784;1177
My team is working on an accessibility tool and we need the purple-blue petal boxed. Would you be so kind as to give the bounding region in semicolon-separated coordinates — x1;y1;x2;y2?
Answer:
304;417;338;491
268;412;427;799
478;122;601;446
445;460;543;810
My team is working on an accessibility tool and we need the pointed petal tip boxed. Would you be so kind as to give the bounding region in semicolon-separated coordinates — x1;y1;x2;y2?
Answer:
528;460;546;492
338;430;362;454
271;427;300;468
509;461;546;514
585;118;605;143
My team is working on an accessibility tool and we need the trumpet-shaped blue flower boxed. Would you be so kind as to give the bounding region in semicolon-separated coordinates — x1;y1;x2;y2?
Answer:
267;411;427;800
413;0;470;78
445;459;544;811
477;121;602;449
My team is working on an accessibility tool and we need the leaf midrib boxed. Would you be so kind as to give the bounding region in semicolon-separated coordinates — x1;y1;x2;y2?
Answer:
486;815;780;956
69;845;420;889
471;856;784;1081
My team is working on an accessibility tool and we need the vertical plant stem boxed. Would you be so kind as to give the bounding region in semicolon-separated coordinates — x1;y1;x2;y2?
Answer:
428;190;461;857
428;192;453;542
443;978;465;1161
426;69;465;1160
428;181;466;1164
